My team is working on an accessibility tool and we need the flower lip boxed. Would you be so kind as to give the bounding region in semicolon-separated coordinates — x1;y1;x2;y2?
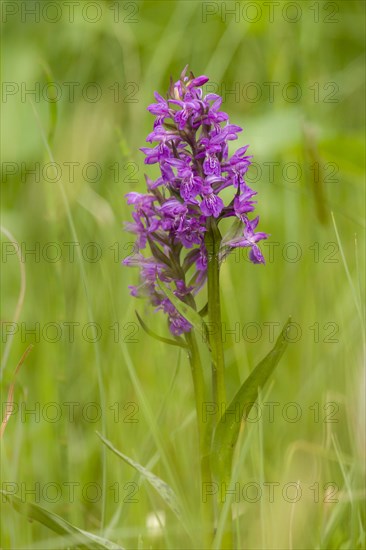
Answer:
200;193;224;218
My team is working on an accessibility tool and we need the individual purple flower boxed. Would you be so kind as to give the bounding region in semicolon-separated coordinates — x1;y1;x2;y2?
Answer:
222;145;252;188
147;92;171;127
200;189;224;218
123;67;268;335
159;197;187;222
158;298;192;336
226;217;268;264
176;216;205;248
233;186;257;217
166;158;203;203
169;98;202;130
203;153;221;177
201;94;228;128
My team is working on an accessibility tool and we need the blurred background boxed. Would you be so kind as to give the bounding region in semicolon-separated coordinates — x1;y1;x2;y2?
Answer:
1;1;365;548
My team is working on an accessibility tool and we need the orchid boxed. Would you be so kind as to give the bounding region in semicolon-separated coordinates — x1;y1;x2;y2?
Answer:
124;65;267;336
122;67;289;550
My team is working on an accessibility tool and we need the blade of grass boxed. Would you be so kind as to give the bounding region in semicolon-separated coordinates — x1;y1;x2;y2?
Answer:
1;345;33;438
30;100;107;530
0;227;26;378
40;62;58;145
1;491;123;549
211;318;291;482
118;336;194;545
212;405;258;550
97;432;182;519
331;212;364;331
331;433;357;548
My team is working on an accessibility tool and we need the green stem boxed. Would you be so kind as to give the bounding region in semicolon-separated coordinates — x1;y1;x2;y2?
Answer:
205;218;227;416
205;219;233;549
185;331;214;547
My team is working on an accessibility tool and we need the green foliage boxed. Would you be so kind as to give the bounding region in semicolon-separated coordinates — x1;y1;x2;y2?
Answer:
211;318;291;483
97;433;182;520
1;491;123;549
1;1;365;548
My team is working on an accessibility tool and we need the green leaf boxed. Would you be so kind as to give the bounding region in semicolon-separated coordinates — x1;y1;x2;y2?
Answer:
220;217;244;263
211;317;291;482
135;310;188;348
220;217;243;244
1;490;123;549
198;303;208;317
97;432;182;520
156;279;210;346
147;236;171;266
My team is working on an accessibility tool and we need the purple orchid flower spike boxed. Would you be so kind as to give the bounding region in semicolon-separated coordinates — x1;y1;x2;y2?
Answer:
123;67;268;335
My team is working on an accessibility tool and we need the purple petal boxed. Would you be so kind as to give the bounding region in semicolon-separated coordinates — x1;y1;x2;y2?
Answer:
200;194;224;218
249;245;265;264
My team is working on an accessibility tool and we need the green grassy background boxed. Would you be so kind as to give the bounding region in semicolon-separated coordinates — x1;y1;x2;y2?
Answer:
1;1;365;548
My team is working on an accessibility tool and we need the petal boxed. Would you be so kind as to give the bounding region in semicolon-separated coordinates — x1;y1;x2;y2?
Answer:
200;194;224;218
249;245;265;264
189;75;209;87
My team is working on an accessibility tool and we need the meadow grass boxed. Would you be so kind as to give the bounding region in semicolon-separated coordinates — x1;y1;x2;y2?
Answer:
1;1;365;548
